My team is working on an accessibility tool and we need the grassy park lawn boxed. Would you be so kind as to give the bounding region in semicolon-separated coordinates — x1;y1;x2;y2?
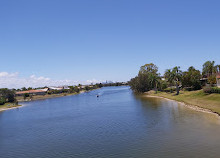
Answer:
147;90;220;114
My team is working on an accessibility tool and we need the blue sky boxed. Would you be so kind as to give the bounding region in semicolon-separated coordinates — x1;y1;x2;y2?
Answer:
0;0;220;88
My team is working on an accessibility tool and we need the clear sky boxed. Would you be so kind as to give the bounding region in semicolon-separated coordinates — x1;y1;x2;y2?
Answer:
0;0;220;88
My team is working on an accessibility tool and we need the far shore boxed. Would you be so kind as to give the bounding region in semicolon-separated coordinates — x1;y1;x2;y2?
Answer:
0;103;22;112
0;90;90;112
145;90;220;117
16;92;83;102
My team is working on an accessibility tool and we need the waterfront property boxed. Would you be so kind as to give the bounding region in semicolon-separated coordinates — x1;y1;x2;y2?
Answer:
48;86;70;90
16;88;48;96
1;86;220;158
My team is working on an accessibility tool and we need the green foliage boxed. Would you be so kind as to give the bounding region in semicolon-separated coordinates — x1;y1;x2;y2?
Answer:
0;88;16;103
21;87;27;91
203;86;220;94
129;63;160;93
23;93;30;100
208;75;217;85
0;97;6;105
163;87;176;93
74;86;80;93
85;86;90;91
164;66;182;95
24;93;29;97
139;63;158;75
182;66;202;90
159;80;168;90
202;61;217;77
211;87;220;93
129;73;151;93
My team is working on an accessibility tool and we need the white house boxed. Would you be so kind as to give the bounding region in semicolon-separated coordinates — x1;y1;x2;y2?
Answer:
48;86;63;90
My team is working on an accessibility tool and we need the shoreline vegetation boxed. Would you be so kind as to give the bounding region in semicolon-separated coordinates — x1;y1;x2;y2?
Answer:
129;61;220;117
0;90;88;112
0;83;128;112
145;90;220;116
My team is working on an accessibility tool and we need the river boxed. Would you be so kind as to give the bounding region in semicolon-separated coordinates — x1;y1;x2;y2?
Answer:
1;86;220;158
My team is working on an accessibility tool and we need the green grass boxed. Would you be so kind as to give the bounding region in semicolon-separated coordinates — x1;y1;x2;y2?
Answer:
148;90;220;115
0;102;22;111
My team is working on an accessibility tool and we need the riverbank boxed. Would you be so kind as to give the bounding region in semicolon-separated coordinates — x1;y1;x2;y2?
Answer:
0;102;22;112
145;90;220;116
0;88;101;112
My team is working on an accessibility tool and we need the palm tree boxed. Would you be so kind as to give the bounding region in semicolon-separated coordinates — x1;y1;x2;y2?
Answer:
202;61;217;77
149;73;160;93
165;66;182;95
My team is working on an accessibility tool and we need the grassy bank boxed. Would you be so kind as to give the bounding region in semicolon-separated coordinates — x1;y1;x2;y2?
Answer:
146;90;220;115
0;102;22;112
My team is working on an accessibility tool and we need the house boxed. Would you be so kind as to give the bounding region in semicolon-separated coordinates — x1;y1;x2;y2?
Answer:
16;88;48;96
48;86;63;91
217;73;220;88
48;86;70;90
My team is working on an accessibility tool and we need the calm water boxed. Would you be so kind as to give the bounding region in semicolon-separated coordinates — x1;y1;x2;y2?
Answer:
1;86;220;158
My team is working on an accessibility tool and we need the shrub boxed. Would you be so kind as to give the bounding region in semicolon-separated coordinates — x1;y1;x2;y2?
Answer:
203;86;212;93
211;87;220;94
203;86;220;94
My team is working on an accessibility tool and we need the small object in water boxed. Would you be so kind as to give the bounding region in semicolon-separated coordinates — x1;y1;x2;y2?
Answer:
96;95;99;97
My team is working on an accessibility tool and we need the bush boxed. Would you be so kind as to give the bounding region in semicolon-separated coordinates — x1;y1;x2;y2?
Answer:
203;86;212;93
211;87;220;94
203;86;220;94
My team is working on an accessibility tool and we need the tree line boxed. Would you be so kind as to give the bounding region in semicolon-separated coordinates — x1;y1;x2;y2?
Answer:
0;82;128;105
0;89;17;105
129;61;220;95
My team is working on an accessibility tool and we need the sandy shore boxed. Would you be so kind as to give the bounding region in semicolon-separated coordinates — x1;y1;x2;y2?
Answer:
0;105;22;112
145;95;220;117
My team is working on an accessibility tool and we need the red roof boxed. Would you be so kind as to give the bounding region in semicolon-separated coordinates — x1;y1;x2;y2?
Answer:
16;89;46;94
217;73;220;79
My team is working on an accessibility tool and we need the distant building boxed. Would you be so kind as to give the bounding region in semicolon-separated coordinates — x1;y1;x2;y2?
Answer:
63;86;70;90
16;88;48;96
48;86;63;91
217;73;220;87
48;86;70;90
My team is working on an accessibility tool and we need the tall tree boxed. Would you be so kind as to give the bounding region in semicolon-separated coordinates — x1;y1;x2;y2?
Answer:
149;73;161;93
165;66;182;95
182;66;202;90
0;88;16;103
202;61;217;77
129;63;160;93
139;63;158;75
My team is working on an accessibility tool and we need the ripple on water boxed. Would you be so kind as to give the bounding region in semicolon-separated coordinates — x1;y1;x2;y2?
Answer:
0;86;220;158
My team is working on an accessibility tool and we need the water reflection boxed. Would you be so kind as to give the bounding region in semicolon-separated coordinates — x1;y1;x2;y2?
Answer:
0;87;220;158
